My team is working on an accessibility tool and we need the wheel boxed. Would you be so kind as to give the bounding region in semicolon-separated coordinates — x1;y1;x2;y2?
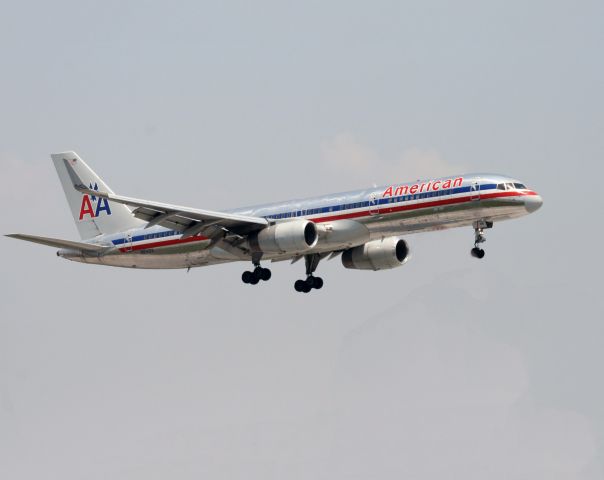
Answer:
249;275;260;285
260;268;272;281
313;277;324;289
294;279;306;292
306;276;316;288
242;271;253;283
477;248;485;259
301;281;312;293
471;247;485;259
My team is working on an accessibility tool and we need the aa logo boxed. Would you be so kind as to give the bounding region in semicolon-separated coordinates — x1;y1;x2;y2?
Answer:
79;183;112;220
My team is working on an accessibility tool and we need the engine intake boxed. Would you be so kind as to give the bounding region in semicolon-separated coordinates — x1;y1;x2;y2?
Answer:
250;220;318;254
342;237;410;271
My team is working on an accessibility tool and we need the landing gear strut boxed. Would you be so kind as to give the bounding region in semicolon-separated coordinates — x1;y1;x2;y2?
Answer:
294;254;324;293
242;261;271;285
471;220;492;259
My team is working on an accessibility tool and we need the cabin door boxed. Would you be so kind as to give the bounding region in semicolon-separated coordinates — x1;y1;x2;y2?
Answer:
470;182;480;201
369;193;380;215
125;233;133;252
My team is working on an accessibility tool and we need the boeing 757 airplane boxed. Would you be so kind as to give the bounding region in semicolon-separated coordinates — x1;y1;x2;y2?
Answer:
7;152;542;292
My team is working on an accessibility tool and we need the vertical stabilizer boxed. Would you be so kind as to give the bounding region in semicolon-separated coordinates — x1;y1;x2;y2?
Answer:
51;151;144;240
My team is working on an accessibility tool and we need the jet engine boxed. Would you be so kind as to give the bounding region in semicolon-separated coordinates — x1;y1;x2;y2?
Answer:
249;220;319;254
341;237;410;271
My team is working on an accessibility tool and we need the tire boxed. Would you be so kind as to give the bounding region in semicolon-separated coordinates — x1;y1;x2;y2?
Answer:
294;280;305;292
306;276;315;288
260;268;272;281
477;248;485;259
242;271;253;283
249;275;260;285
313;277;324;289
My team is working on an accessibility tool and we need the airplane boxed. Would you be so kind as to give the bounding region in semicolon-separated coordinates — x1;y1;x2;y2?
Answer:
6;151;543;293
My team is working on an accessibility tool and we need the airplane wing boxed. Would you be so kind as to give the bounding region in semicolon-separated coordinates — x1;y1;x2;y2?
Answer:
6;234;110;253
63;159;268;239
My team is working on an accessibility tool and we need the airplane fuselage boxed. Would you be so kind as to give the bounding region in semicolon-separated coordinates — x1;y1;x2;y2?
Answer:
58;173;542;269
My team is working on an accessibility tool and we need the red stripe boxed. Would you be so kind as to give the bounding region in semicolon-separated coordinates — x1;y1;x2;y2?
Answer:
119;235;209;253
119;190;536;253
312;190;530;223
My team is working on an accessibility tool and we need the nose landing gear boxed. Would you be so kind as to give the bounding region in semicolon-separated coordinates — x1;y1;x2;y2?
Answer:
471;220;492;259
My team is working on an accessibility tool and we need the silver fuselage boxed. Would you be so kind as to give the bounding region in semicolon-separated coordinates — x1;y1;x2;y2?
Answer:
59;173;543;269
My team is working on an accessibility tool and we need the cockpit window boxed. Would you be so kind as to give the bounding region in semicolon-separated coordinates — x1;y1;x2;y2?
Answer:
506;182;514;190
497;183;506;190
513;182;527;189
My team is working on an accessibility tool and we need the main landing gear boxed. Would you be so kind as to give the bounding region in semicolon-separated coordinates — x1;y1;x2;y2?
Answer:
471;220;493;259
294;254;324;293
242;263;272;285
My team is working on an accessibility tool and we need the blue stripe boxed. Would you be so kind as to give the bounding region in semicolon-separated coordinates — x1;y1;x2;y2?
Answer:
265;183;497;220
112;183;498;246
112;230;178;246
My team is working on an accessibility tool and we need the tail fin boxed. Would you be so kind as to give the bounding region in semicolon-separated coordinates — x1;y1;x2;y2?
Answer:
51;151;144;240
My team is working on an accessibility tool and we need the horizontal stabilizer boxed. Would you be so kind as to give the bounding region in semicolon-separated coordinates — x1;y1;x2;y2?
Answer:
6;234;110;253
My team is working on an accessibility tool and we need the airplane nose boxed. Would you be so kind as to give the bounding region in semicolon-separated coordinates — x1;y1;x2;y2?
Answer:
525;194;543;213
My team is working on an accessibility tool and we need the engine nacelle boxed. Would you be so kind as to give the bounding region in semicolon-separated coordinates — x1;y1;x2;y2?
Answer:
341;237;410;271
249;220;319;254
315;219;370;251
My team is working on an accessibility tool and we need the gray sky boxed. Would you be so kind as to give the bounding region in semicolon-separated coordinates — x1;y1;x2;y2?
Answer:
1;1;603;478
